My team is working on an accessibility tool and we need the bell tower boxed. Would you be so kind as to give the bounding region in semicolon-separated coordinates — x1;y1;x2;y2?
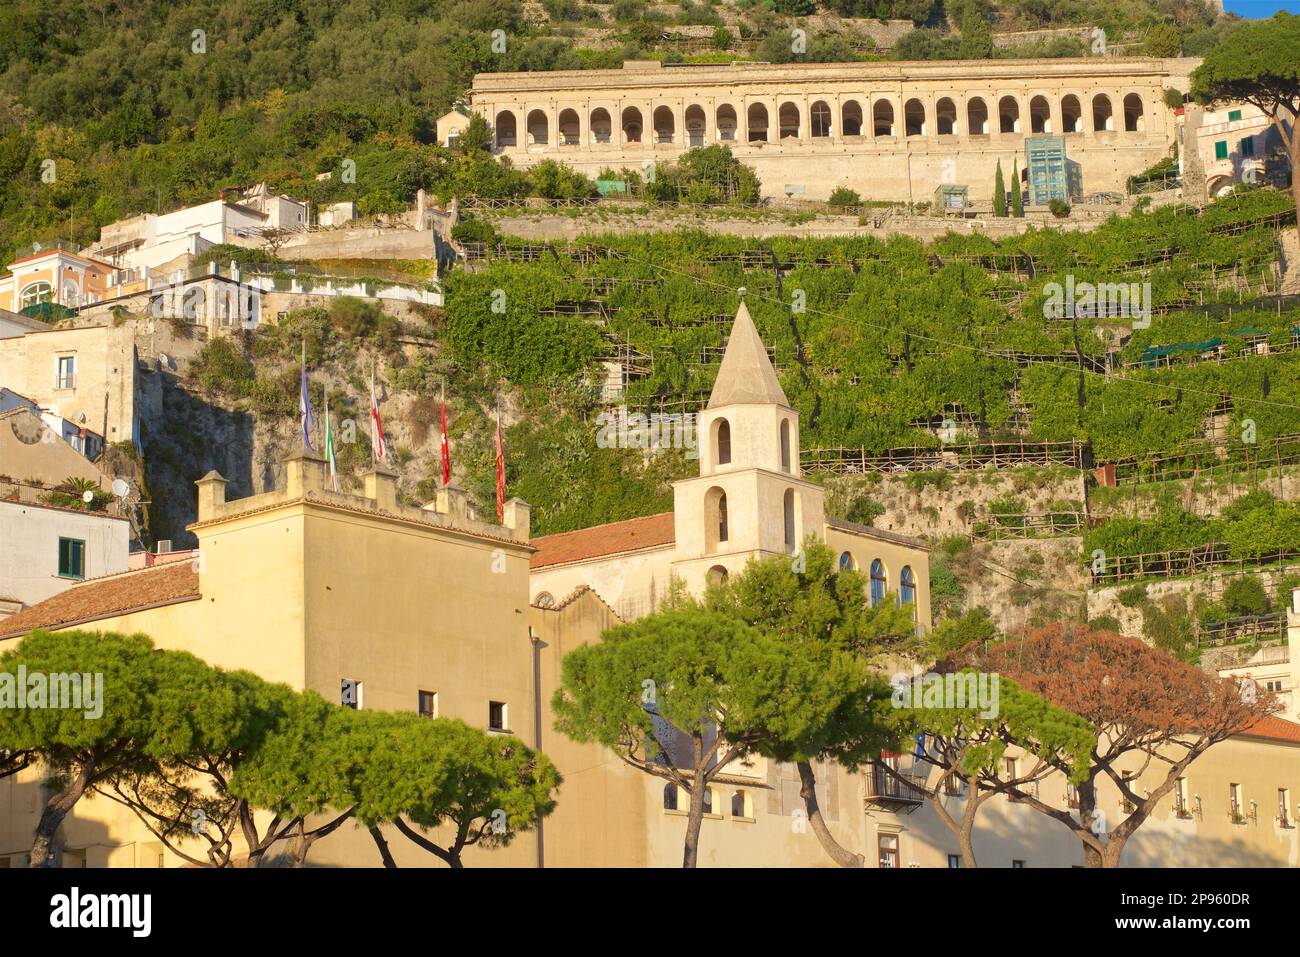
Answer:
671;295;826;593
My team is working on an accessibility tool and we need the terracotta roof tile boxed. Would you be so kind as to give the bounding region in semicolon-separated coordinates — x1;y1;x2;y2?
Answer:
0;562;200;639
533;584;624;620
530;512;675;569
1239;714;1300;745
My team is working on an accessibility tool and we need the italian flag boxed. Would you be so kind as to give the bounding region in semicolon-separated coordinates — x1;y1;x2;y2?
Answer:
323;384;338;492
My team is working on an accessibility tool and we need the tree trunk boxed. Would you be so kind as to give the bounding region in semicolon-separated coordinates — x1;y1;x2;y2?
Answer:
682;783;706;868
797;760;864;867
30;764;91;867
369;826;397;868
1288;122;1299;217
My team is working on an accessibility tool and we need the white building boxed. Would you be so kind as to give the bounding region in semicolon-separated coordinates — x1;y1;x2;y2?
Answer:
0;499;130;619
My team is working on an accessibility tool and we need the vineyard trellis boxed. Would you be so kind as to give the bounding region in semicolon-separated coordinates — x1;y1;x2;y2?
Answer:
801;439;1087;475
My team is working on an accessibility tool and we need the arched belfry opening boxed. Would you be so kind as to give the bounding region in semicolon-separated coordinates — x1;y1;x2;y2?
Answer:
715;418;731;466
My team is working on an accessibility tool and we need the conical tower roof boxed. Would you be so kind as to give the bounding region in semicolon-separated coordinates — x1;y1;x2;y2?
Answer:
706;299;789;409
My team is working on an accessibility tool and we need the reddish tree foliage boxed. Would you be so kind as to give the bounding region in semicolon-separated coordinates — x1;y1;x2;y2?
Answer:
957;623;1279;867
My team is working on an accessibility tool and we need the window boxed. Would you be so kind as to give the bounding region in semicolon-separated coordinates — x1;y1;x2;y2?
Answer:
1230;783;1243;822
780;419;791;472
418;690;438;719
702;787;714;815
57;537;85;580
1228;109;1242;121
340;678;362;709
20;281;52;309
56;355;76;390
716;419;731;466
947;854;962;869
489;701;508;731
1012;859;1026;868
1066;782;1080;809
783;488;796;551
1266;679;1283;692
900;565;916;617
839;551;857;572
1215;140;1228;160
878;833;899;869
1279;788;1291;826
1240;137;1255;158
731;790;752;819
717;492;728;544
533;592;555;608
663;783;679;811
870;560;887;607
1174;777;1190;818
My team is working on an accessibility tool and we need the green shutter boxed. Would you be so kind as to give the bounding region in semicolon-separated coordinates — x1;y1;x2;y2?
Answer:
1228;109;1242;121
1215;140;1228;160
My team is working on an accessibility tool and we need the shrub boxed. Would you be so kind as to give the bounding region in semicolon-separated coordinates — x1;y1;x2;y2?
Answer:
1223;574;1269;617
828;186;861;208
1116;583;1149;608
1048;198;1071;218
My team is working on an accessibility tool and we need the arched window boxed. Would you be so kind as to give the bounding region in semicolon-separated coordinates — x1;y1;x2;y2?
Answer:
20;282;52;309
1030;95;1051;134
533;592;555;608
780;419;791;472
732;790;752;818
526;109;549;146
715;418;731;466
557;109;580;146
779;101;801;140
706;487;729;553
810;100;832;138
999;96;1020;134
870;560;887;607
1062;95;1082;133
967;97;989;135
716;104;737;142
685;104;706;147
1092;94;1113;132
702;787;715;815
904;98;926;137
873;100;895;137
653;105;675;144
842;100;863;137
494;110;517;147
621;107;643;144
590;108;612;144
1123;93;1144;132
707;564;729;587
747;103;769;142
663;783;679;811
936;98;956;135
839;551;857;572
901;565;916;617
783;488;797;551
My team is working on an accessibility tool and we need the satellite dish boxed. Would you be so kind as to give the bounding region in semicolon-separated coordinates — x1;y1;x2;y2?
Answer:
111;479;129;498
82;490;95;504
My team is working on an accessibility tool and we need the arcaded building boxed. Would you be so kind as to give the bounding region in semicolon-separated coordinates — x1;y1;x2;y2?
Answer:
467;57;1198;202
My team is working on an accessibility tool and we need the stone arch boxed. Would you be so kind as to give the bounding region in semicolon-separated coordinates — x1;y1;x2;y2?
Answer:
707;565;729;587
653;105;675;144
1092;93;1114;132
747;102;769;142
779;101;801;140
716;103;738;142
873;99;895;137
1030;95;1052;134
705;487;729;553
904;98;926;137
494;110;517;148
557;108;580;146
811;100;832;138
713;417;731;466
936;97;957;135
842;100;863;137
621;106;643;144
1062;94;1083;133
1123;93;1145;132
526;109;549;146
685;104;706;147
590;107;612;144
998;95;1020;134
967;97;989;135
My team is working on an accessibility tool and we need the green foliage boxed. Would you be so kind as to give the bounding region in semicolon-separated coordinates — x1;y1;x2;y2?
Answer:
993;161;1007;217
926;606;995;658
1222;574;1269;617
1010;160;1023;217
828;186;862;208
1048;197;1071;218
1143;22;1182;58
1116;583;1148;608
1141;594;1196;662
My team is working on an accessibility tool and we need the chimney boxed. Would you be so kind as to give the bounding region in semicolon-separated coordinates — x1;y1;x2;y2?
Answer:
503;498;531;539
362;465;399;511
195;470;228;521
285;447;326;498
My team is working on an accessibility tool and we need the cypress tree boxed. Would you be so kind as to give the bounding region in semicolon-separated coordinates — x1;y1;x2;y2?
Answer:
993;160;1007;217
1011;159;1024;216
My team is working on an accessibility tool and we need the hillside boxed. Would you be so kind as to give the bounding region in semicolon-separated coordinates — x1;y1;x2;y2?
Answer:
0;0;1242;265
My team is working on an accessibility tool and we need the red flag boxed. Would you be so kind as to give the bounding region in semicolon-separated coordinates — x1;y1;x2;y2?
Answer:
494;410;505;523
440;390;451;486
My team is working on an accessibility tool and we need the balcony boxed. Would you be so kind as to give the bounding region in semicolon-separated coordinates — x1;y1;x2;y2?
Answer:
864;762;927;813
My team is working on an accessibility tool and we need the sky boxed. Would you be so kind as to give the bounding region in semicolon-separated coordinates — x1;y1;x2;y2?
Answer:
1222;0;1300;16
